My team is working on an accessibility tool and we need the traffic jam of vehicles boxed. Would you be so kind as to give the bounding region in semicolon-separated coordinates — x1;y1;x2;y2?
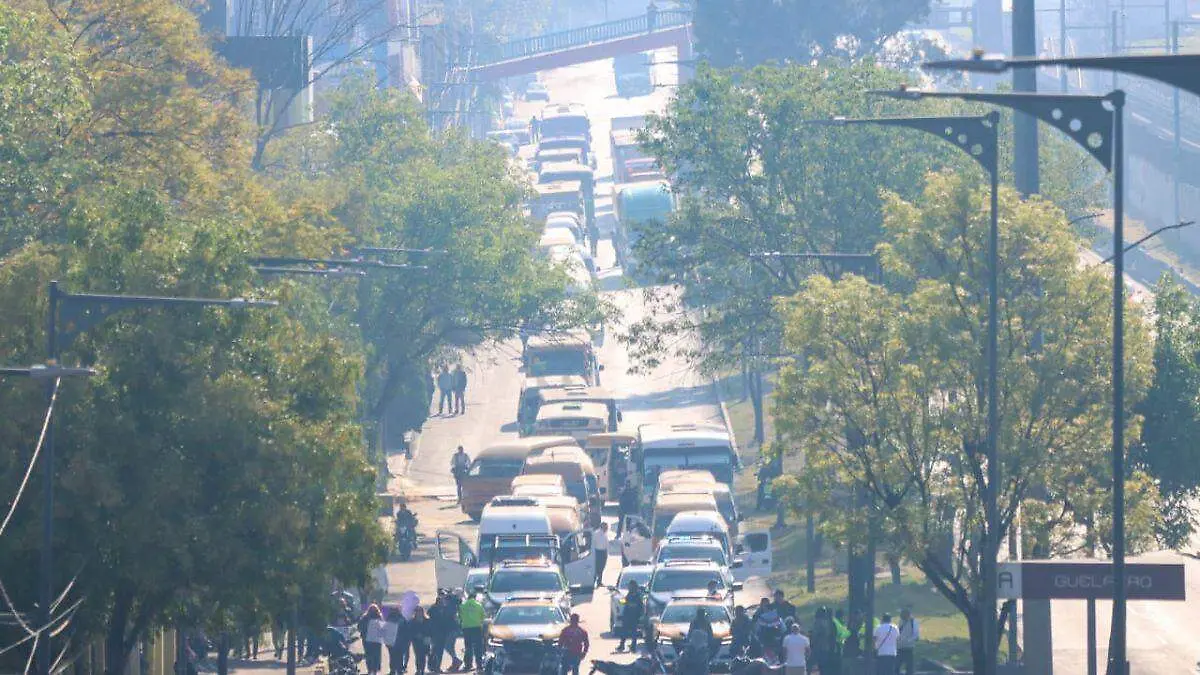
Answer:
417;63;770;674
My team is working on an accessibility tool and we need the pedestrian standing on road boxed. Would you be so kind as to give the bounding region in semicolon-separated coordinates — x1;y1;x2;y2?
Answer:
617;483;638;537
772;590;797;624
616;580;644;653
646;0;657;31
530;116;540;143
443;591;464;670
451;365;467;415
872;614;899;675
559;614;589;675
359;604;385;675
592;521;609;587
409;607;431;675
450;446;471;503
427;593;457;673
810;608;839;675
730;606;752;658
388;606;410;675
897;608;919;675
782;622;811;675
436;367;453;415
458;592;486;671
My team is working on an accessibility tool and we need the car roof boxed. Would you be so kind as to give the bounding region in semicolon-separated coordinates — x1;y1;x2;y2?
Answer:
539;229;577;248
539;386;615;404
541;103;587;117
545;211;582;224
540;161;593;176
655;493;718;509
525;446;596;470
526;331;592;350
478;436;581;460
661;535;722;547
535;180;584;194
512;473;566;487
666;511;728;532
535;401;610;420
497;597;562;608
656;559;723;570
638;422;732;448
619;564;656;576
480;504;552;520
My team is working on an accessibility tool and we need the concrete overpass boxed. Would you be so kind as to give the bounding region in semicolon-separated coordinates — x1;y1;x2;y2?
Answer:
464;10;693;81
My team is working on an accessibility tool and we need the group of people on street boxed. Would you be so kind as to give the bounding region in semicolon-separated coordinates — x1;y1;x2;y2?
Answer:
434;365;468;416
357;589;491;675
721;592;919;675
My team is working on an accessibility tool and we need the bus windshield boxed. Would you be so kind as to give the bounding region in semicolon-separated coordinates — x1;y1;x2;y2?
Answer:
528;349;589;376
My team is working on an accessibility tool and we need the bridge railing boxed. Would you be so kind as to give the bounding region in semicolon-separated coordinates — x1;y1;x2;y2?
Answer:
475;9;691;66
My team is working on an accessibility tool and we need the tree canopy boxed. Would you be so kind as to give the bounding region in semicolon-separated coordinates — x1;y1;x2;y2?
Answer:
774;171;1157;673
691;0;933;67
0;1;592;671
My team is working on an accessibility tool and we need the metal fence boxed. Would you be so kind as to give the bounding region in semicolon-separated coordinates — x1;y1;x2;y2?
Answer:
475;9;691;65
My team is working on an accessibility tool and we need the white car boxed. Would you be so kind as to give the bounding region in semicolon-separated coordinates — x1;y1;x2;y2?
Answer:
526;81;550;101
654;535;734;570
482;560;574;618
608;564;655;632
645;559;740;619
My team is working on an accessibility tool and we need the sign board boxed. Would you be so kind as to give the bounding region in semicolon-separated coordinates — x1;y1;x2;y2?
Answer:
997;561;1186;601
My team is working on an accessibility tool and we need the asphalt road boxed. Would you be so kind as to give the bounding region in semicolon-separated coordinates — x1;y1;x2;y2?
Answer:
376;50;771;673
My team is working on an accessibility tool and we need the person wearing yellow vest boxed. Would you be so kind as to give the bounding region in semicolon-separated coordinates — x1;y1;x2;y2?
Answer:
458;593;486;671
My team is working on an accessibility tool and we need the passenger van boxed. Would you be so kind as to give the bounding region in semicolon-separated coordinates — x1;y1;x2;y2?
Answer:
523;446;601;524
651;493;719;545
459;437;579;520
660;480;739;538
665;510;730;557
531;400;611;442
637;422;739;488
517;374;590;429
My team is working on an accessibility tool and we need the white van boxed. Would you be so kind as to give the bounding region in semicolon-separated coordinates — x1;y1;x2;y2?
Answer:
664;510;772;582
435;503;596;591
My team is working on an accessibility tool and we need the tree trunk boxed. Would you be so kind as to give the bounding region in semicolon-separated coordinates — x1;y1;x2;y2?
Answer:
969;610;987;675
887;552;902;586
749;369;765;446
105;590;132;675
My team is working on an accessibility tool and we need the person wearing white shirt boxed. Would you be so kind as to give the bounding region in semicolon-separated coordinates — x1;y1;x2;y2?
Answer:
592;522;610;587
898;608;920;675
873;613;899;675
781;622;811;675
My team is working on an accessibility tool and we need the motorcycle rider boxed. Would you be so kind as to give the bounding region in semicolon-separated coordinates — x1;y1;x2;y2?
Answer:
681;609;713;673
450;446;471;502
395;502;418;556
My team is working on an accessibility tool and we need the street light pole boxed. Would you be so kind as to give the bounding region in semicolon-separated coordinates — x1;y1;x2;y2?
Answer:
35;282;275;675
882;78;1128;673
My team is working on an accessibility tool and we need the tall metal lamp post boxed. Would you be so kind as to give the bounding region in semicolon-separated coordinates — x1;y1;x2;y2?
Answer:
923;51;1200;673
812;112;1004;675
878;79;1127;673
35;282;276;675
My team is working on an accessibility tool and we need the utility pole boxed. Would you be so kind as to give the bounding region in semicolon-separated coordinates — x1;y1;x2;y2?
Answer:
1013;0;1039;196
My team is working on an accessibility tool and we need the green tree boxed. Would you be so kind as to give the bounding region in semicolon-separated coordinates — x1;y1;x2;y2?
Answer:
261;76;603;436
690;0;933;67
1135;275;1200;547
775;171;1157;673
622;61;960;441
0;3;386;672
